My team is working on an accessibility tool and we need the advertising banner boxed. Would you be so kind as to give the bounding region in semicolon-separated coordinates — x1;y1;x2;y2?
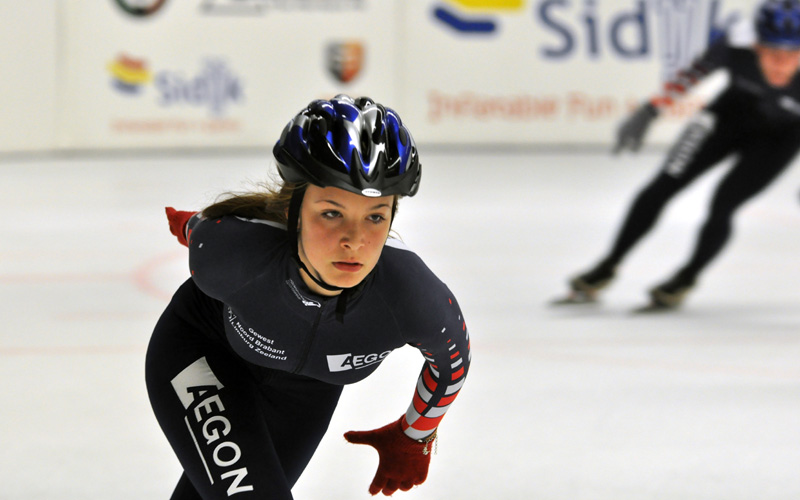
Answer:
401;0;756;146
0;0;772;152
57;0;400;149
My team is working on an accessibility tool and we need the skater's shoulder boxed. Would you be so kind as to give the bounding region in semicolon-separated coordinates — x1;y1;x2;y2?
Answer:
380;237;424;269
187;215;289;300
380;238;440;285
376;238;456;304
198;216;287;255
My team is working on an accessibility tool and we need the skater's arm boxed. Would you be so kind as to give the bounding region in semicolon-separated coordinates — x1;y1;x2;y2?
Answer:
614;38;729;153
343;291;471;496
370;241;472;439
401;318;470;441
165;207;200;247
649;37;729;111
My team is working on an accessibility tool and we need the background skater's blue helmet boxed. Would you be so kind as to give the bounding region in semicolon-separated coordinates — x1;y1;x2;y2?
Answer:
274;94;421;198
756;0;800;49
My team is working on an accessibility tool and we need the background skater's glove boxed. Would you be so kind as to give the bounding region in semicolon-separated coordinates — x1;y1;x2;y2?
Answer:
344;417;435;496
613;102;659;153
165;207;197;247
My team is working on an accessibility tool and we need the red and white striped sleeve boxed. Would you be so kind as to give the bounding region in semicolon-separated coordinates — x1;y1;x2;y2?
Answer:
650;37;729;110
401;297;471;441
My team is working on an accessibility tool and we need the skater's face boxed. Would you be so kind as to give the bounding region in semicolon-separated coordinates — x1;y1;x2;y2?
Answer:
297;185;394;296
756;44;800;87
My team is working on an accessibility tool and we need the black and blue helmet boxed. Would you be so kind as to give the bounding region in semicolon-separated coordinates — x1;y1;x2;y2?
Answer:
274;94;421;198
756;0;800;49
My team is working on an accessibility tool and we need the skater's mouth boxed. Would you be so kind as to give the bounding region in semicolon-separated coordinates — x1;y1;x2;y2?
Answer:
333;261;363;272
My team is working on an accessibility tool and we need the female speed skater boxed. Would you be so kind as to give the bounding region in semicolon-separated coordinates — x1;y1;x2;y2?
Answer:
145;94;471;499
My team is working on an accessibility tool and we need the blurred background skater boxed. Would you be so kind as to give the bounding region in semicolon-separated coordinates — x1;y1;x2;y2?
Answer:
145;95;471;499
555;0;800;311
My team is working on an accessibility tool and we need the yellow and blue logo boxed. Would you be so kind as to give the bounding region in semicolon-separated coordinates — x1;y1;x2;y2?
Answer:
107;54;152;94
433;0;525;34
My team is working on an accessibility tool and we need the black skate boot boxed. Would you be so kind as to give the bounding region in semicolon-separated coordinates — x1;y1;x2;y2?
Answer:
637;273;696;312
552;262;616;305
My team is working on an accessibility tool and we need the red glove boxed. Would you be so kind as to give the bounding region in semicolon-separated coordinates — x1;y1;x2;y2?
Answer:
165;207;197;247
344;417;435;496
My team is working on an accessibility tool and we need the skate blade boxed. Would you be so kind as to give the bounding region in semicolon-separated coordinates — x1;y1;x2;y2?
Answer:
550;292;598;306
631;302;677;314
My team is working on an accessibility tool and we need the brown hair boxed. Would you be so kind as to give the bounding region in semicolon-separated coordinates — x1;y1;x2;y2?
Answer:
201;181;307;225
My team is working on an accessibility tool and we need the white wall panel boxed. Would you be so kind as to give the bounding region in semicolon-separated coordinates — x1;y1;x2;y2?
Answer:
0;1;57;152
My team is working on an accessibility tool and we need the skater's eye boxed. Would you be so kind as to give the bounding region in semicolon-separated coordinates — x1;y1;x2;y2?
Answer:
367;213;387;224
321;210;342;220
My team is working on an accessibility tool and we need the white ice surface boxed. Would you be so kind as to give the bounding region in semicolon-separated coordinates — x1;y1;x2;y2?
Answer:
1;149;799;499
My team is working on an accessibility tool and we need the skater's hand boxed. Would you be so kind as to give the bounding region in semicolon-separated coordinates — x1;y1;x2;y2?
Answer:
165;207;197;247
344;417;434;496
613;102;659;154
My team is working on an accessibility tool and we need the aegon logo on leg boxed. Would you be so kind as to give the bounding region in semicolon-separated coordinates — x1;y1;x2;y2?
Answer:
171;357;254;496
327;350;392;372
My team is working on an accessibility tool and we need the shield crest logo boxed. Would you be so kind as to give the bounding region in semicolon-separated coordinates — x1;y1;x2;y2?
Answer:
327;41;364;84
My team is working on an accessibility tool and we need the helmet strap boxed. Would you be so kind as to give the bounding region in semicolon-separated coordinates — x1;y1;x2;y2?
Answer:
288;187;344;293
287;186;352;322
